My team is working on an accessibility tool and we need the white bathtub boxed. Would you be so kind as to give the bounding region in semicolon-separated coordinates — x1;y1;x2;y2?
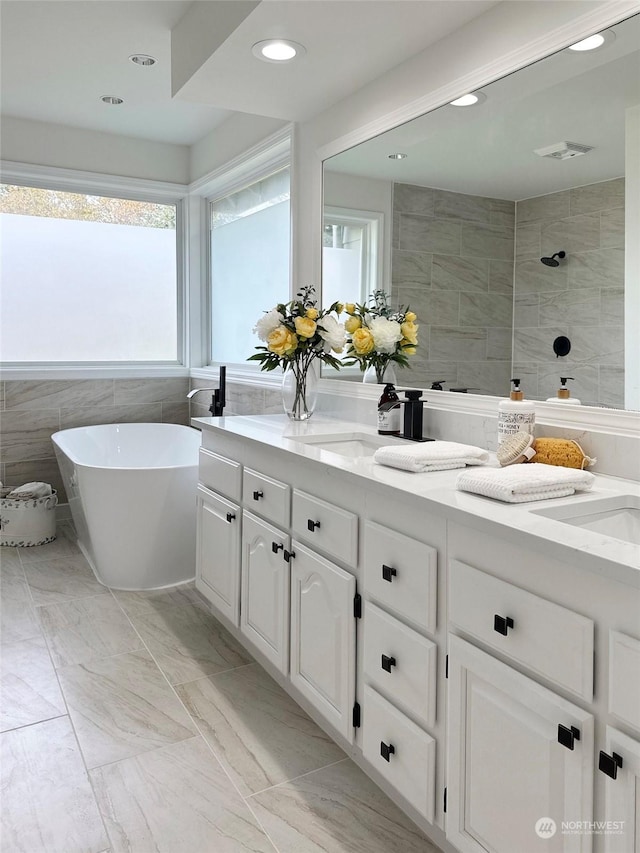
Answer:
52;423;201;590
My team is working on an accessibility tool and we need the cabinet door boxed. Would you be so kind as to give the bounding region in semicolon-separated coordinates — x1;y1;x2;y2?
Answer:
602;726;640;853
290;541;356;743
447;635;594;853
196;485;241;625
240;511;290;674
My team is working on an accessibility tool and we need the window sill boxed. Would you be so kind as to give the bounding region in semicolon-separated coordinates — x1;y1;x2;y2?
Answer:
1;364;190;381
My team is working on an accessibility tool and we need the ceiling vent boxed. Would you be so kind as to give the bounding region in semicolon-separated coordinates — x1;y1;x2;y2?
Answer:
534;141;594;160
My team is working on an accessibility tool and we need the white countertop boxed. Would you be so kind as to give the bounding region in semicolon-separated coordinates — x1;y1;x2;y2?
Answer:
194;414;640;587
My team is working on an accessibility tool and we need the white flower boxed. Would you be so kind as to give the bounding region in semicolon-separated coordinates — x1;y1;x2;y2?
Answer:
368;316;402;354
253;308;283;342
317;314;346;353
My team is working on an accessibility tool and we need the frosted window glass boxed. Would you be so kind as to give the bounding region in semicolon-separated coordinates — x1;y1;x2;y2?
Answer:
210;170;290;364
0;190;177;362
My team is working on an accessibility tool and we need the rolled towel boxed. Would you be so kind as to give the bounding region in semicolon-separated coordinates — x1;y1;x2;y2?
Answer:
456;463;594;503
374;441;490;473
7;482;53;500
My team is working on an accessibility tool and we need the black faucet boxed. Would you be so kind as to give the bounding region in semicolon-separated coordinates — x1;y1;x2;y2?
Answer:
187;366;226;416
379;389;430;442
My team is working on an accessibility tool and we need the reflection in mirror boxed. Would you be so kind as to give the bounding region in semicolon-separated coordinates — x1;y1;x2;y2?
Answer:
322;13;639;410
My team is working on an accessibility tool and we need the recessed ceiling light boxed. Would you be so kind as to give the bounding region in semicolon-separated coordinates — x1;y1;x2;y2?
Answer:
101;96;123;105
252;39;306;63
449;91;486;107
129;54;157;66
568;30;614;51
388;153;408;160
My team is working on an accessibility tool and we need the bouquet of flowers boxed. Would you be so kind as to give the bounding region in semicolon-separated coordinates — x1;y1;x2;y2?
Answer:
343;290;418;383
249;286;346;419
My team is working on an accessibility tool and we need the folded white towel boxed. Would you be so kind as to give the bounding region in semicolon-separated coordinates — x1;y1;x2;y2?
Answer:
456;463;594;503
7;482;53;500
374;441;490;473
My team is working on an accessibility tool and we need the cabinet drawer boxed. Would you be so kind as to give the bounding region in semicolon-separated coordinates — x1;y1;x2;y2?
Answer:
363;602;436;729
243;468;290;528
363;520;437;635
292;489;357;567
362;685;435;822
609;631;640;731
449;560;594;701
199;448;241;501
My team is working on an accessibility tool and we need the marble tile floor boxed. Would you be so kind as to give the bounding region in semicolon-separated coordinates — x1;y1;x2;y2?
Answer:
0;526;443;853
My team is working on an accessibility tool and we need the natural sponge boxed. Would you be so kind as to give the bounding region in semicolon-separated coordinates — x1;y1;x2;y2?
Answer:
531;437;596;470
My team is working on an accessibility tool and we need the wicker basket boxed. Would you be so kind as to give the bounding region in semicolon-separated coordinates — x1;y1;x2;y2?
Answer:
0;491;58;547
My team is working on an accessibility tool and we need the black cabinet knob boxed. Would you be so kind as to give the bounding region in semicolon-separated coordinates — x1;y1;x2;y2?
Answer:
380;741;395;762
225;512;236;523
382;565;397;583
558;724;581;750
494;614;514;635
381;654;396;673
283;549;296;562
253;490;264;501
599;750;623;779
271;541;283;554
307;519;321;532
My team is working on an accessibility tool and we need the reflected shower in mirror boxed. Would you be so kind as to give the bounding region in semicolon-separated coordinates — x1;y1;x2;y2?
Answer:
322;13;639;410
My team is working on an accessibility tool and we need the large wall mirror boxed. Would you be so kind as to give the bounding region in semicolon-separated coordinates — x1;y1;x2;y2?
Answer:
322;13;639;411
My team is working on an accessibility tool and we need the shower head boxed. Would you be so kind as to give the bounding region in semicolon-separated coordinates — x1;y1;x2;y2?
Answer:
541;250;566;267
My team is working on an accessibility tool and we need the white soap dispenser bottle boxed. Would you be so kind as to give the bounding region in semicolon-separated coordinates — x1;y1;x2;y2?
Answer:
546;376;581;404
497;378;535;445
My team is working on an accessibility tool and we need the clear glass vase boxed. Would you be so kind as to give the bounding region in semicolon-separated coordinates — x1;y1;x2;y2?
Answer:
363;361;397;385
282;358;318;420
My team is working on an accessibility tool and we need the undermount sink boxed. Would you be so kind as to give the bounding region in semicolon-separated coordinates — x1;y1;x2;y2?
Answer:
532;495;640;546
288;431;405;458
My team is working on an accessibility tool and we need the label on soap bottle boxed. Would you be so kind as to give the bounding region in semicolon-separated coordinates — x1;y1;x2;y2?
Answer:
378;406;401;434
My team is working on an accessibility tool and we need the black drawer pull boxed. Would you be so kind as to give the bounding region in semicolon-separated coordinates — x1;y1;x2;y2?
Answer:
381;654;396;673
494;614;514;636
307;519;321;532
225;512;236;523
253;490;264;501
558;724;581;750
380;741;395;762
271;541;283;554
283;549;296;562
382;565;397;583
599;750;623;779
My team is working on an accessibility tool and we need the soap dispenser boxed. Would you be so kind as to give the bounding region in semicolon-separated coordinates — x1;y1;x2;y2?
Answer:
497;378;535;445
546;377;581;405
378;384;401;435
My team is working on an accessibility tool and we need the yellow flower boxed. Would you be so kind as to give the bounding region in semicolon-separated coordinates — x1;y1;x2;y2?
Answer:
401;321;418;345
403;345;417;356
405;311;416;323
345;303;356;314
294;316;317;339
344;315;362;334
335;302;344;314
268;326;298;356
352;327;375;355
305;307;319;320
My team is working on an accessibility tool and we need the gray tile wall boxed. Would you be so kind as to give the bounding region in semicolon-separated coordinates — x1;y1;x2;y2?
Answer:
391;184;515;396
0;378;190;502
513;178;625;408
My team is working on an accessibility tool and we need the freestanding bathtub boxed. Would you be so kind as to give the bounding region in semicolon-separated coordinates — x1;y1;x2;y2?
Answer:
52;423;201;590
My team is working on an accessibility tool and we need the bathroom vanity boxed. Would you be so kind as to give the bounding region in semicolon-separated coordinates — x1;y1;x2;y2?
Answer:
193;414;640;853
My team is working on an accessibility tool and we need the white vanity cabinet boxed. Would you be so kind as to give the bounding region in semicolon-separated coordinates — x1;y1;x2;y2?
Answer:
447;634;594;853
196;484;241;624
600;727;640;853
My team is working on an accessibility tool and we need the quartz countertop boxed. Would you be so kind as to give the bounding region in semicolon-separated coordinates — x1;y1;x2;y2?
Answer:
193;414;640;587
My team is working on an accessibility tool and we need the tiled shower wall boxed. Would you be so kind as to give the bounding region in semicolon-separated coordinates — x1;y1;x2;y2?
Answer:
390;183;515;397
0;377;279;503
513;178;625;408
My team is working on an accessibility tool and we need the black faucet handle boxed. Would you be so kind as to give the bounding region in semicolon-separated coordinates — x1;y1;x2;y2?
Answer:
403;389;423;401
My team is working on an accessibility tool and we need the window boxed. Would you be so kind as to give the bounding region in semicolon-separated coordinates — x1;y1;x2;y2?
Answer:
322;207;382;308
209;167;290;364
0;184;180;363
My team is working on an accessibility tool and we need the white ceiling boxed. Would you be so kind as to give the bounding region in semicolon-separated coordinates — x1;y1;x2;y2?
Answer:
0;0;497;146
325;13;640;200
